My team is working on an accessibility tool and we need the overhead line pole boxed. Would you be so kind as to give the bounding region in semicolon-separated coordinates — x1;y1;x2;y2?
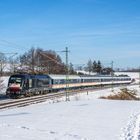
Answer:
57;47;70;101
111;61;114;92
66;47;69;101
62;47;70;101
139;66;140;88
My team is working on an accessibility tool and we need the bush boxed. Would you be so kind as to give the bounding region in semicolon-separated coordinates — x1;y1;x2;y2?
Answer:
100;88;140;100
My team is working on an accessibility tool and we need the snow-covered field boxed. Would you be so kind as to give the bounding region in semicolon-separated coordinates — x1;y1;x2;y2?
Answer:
115;72;139;79
1;85;140;140
76;71;140;80
1;74;140;140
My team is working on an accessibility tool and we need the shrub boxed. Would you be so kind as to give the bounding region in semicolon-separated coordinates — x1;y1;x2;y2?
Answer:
100;88;139;100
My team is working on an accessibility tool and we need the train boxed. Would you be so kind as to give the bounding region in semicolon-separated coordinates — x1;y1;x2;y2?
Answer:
6;74;132;98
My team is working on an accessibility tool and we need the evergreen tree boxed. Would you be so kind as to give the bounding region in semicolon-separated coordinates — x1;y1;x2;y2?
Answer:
96;60;102;74
92;60;97;72
86;59;93;74
69;63;75;74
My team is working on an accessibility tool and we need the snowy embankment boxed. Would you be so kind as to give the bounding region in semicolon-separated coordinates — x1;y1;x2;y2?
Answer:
0;85;140;140
0;76;9;94
115;72;139;84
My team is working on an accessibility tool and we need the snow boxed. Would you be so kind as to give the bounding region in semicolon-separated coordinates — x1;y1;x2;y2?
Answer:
0;85;140;140
76;71;140;79
76;70;97;75
1;75;140;139
115;72;139;79
0;76;9;94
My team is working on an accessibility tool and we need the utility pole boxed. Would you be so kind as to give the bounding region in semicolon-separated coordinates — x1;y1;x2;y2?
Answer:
111;61;114;92
139;66;140;88
65;47;69;101
62;47;70;101
37;54;40;73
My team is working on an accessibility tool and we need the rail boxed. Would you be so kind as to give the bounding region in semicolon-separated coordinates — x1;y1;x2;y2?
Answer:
0;92;66;110
0;83;137;110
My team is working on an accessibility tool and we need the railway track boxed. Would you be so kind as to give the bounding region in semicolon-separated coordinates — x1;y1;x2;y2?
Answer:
0;83;137;110
0;87;100;110
0;89;84;110
0;92;66;110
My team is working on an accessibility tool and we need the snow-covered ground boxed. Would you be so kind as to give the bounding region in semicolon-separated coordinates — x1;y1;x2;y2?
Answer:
76;71;140;80
115;72;140;84
0;76;9;94
1;75;140;140
115;72;139;79
1;85;140;140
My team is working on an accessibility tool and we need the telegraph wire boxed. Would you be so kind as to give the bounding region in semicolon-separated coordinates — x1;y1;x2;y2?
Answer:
0;39;30;51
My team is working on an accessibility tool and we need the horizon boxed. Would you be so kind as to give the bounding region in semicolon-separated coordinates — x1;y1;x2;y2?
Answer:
0;0;140;69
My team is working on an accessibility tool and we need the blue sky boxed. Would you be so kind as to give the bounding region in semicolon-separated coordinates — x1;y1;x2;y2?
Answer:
0;0;140;68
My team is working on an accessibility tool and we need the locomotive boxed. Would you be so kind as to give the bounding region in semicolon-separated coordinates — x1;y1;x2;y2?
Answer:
6;74;132;98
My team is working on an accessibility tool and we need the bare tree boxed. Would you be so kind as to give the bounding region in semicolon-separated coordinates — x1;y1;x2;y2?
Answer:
19;47;66;74
69;63;76;74
37;49;66;74
19;47;36;73
8;57;20;74
86;59;93;74
0;53;7;76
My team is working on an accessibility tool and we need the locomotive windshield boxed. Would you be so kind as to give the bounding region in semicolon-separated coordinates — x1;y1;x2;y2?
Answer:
8;77;23;87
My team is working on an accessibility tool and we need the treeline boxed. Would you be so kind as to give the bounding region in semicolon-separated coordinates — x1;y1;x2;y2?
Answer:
85;59;113;75
0;47;75;75
19;47;66;74
0;47;115;76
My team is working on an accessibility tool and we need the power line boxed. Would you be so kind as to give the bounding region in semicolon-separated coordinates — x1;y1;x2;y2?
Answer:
38;51;63;66
0;52;18;57
0;39;29;51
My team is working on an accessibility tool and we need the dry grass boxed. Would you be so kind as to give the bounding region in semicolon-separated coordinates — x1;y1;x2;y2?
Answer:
100;88;140;100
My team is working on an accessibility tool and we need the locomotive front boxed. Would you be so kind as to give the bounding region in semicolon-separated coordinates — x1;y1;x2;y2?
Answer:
6;75;25;98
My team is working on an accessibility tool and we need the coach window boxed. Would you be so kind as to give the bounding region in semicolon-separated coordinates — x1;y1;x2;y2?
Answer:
37;79;42;87
59;79;61;84
43;79;50;85
54;80;58;84
23;79;28;89
60;79;64;84
29;79;32;88
74;79;77;83
72;79;75;83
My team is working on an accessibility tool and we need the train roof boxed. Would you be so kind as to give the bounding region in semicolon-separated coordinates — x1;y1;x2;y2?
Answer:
48;74;81;80
9;74;131;80
79;75;131;79
10;74;50;79
10;74;31;78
